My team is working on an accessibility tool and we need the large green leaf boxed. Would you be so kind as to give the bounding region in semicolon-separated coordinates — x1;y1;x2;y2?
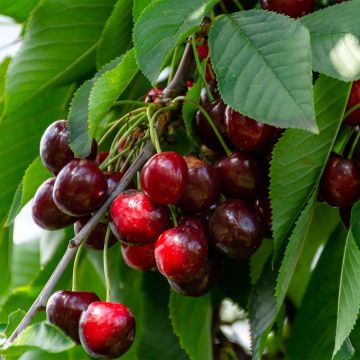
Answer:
301;1;360;82
169;292;212;360
88;49;138;139
209;10;316;131
0;323;76;356
0;57;11;115
97;0;133;68
288;225;347;359
133;0;217;83
133;0;153;22
0;224;12;297
270;76;351;258
4;0;116;116
334;232;360;356
0;0;39;22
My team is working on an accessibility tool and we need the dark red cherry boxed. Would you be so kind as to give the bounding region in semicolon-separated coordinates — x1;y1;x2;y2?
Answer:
215;151;263;200
178;156;220;213
254;193;273;235
225;107;275;152
110;190;170;245
197;44;209;60
46;290;100;343
141;152;188;205
95;151;109;166
209;200;263;259
121;243;156;271
200;80;220;104
145;87;163;103
168;249;223;297
79;302;135;359
195;99;228;151
320;154;360;208
155;225;208;282
260;0;315;17
104;171;123;197
32;178;77;230
74;217;117;250
178;214;208;237
345;81;360;125
53;159;108;216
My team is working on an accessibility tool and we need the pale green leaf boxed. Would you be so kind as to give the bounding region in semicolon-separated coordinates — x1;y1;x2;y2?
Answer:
133;0;153;22
350;200;360;250
2;310;26;338
0;0;39;22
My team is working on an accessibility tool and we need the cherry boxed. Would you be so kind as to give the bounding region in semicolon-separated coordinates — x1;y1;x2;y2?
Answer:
46;290;100;343
79;302;135;359
197;44;209;60
110;190;170;245
32;178;77;230
121;243;156;271
141;152;188;204
225;107;275;152
260;0;315;18
145;87;163;103
215;151;263;200
200;79;220;104
178;156;220;213
104;171;123;197
320;153;360;208
209;200;263;259
95;150;109;166
155;225;208;282
53;159;108;216
168;249;223;297
195;99;228;151
178;214;208;237
74;217;117;250
344;81;360;125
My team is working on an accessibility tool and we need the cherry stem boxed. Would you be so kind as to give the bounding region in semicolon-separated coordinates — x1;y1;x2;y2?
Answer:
333;126;353;156
349;131;360;159
103;226;112;302
191;36;214;102
71;241;85;292
168;205;178;226
232;0;244;11
113;100;148;107
344;102;360;120
219;2;228;13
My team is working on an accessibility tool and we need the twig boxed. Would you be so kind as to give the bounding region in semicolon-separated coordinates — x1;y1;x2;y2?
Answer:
2;38;194;350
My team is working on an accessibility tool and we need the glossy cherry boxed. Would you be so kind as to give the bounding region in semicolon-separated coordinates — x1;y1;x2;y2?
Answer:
178;156;220;213
225;107;275;152
215;151;263;200
145;87;163;103
104;171;124;197
46;290;100;343
195;99;228;151
53;159;108;216
178;214;208;237
260;0;315;18
79;301;135;359
121;243;156;271
32;178;77;230
155;225;208;282
197;44;209;60
141;152;188;204
74;217;117;250
320;154;360;208
110;190;170;245
209;200;263;259
200;79;220;104
344;81;360;125
168;249;223;297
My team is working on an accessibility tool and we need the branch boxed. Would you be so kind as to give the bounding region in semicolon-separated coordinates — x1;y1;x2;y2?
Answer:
2;41;194;350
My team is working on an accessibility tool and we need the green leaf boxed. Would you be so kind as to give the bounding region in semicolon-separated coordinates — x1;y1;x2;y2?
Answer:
351;200;360;250
133;0;153;22
2;310;26;338
250;239;273;285
88;49;138;139
68;56;123;157
4;0;116;116
270;75;351;258
249;262;277;360
334;339;355;360
209;10;315;131
288;225;347;359
133;0;217;83
0;0;39;22
301;1;360;82
0;57;11;115
275;191;317;308
97;0;133;68
0;224;13;296
334;231;360;356
0;323;76;356
169;292;213;360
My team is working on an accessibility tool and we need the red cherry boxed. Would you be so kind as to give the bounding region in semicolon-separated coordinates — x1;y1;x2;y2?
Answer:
104;171;124;197
110;190;170;245
141;152;188;205
197;44;209;60
74;217;117;250
46;290;100;343
215;151;263;200
178;214;208;237
155;225;208;282
345;81;360;125
121;243;156;271
95;151;109;166
79;302;135;359
145;87;163;103
225;107;275;152
209;200;263;259
260;0;315;17
53;159;108;216
177;156;220;213
320;154;360;208
32;178;77;230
